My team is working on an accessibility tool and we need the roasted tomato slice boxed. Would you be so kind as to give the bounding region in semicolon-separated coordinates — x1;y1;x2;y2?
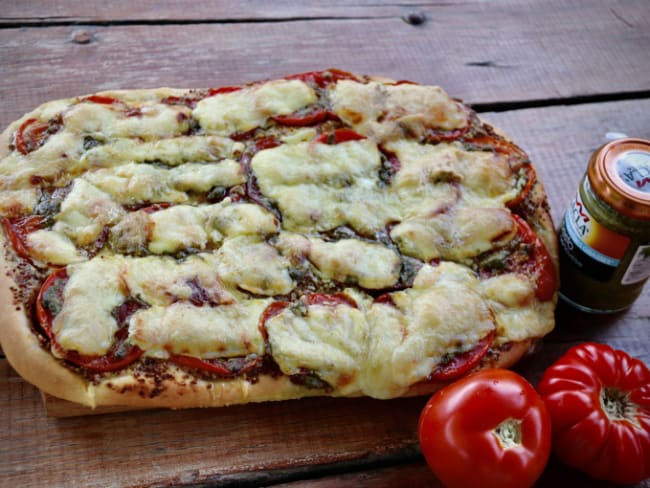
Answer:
35;267;69;332
2;215;45;261
79;94;120;105
169;354;262;377
254;136;281;151
14;118;56;155
427;330;495;382
511;214;557;301
419;369;551;488
63;338;144;373
206;86;242;97
36;270;144;372
314;128;366;145
272;108;336;127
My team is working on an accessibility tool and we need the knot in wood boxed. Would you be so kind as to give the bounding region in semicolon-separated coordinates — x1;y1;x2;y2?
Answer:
71;29;93;45
403;11;427;26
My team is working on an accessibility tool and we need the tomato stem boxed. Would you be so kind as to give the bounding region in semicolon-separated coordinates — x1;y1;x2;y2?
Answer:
600;387;639;426
494;418;522;449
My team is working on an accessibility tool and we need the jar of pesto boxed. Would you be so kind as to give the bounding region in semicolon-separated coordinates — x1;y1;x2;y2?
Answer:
558;138;650;313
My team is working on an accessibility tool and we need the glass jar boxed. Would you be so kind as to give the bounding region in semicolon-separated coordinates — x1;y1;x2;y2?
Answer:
558;138;650;313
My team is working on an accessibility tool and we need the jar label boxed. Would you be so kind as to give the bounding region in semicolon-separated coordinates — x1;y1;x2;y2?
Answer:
621;244;650;285
560;190;631;281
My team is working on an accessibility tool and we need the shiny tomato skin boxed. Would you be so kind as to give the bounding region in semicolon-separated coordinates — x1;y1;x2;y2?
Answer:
419;369;551;488
537;342;650;485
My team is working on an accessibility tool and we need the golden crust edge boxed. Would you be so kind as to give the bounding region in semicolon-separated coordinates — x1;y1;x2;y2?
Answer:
0;233;95;406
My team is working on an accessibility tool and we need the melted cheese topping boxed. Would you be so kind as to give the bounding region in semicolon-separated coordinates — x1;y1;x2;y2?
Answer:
194;80;317;135
216;236;294;295
53;179;124;247
252;140;398;233
208;201;278;238
83;160;244;204
307;237;401;289
26;229;85;265
390;207;514;261
330;80;468;142
265;302;368;395
123;253;234;306
110;199;279;255
386;140;517;206
82;135;234;168
129;300;269;359
0;132;86;185
362;263;495;398
64;102;191;140
52;257;126;355
148;205;209;254
479;273;554;342
0;189;38;216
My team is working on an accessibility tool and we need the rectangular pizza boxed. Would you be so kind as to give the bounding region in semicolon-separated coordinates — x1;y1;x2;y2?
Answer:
0;69;558;409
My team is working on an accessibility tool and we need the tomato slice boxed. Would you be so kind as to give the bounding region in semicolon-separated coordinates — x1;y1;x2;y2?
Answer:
2;215;45;261
36;270;145;373
254;136;281;151
206;86;242;97
169;354;262;377
79;94;120;105
62;340;144;373
14;118;54;155
35;267;68;334
161;94;200;108
512;214;557;301
272;108;335;126
427;330;495;382
314;129;366;145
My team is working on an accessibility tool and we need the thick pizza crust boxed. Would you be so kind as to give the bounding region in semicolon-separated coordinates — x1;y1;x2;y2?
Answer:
1;228;537;410
0;80;558;411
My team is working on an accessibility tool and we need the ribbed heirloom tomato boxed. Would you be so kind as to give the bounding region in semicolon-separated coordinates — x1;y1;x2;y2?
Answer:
418;369;551;488
537;342;650;484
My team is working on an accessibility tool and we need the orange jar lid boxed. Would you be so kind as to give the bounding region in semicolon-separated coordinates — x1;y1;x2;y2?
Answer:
588;138;650;221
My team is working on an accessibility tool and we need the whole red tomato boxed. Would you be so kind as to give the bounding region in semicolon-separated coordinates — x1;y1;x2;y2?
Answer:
537;342;650;484
418;368;551;488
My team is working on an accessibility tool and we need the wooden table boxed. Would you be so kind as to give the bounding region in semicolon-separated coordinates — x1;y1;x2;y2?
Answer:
1;1;649;486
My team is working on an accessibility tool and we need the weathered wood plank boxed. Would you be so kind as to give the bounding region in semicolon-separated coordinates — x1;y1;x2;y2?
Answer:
1;0;649;129
0;0;406;23
0;360;424;487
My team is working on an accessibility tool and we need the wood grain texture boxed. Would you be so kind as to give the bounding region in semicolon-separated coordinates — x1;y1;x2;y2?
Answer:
1;360;424;488
0;0;649;130
0;0;406;23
